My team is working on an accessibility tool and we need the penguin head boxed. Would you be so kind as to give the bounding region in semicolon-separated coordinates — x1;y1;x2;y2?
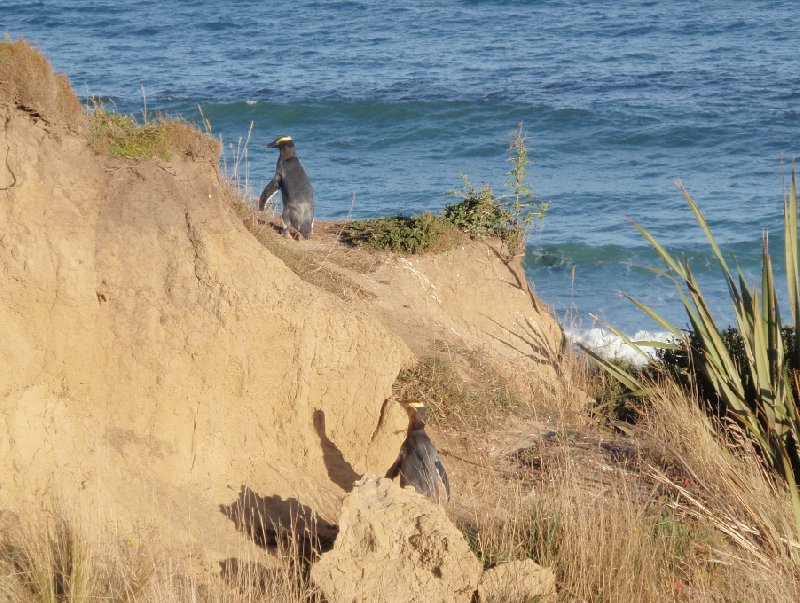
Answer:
402;400;427;427
267;135;295;150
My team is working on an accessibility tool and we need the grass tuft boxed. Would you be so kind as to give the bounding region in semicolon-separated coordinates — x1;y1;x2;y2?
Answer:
88;106;219;161
0;36;85;129
0;501;321;602
393;353;525;429
2;505;97;603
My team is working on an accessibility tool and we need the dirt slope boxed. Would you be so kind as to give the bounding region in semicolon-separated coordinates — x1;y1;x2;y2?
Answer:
251;220;566;407
0;101;414;560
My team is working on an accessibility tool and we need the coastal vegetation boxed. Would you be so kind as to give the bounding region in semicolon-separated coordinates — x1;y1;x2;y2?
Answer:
87;106;215;161
587;171;800;562
0;36;214;162
393;354;525;426
342;124;547;256
445;123;548;254
0;36;84;129
341;212;461;255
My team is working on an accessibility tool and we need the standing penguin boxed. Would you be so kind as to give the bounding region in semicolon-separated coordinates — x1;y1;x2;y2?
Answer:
386;401;450;504
258;135;314;239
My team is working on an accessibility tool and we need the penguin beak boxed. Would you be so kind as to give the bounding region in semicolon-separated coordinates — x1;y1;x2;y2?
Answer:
266;141;278;148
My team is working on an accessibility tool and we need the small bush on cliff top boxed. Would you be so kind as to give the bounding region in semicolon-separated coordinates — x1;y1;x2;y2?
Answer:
344;124;546;255
342;213;461;254
88;105;219;161
445;123;548;254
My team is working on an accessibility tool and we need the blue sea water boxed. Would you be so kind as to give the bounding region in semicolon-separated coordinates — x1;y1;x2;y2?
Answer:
4;0;800;340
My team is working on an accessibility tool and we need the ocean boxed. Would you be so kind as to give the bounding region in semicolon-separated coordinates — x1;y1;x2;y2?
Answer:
5;0;799;356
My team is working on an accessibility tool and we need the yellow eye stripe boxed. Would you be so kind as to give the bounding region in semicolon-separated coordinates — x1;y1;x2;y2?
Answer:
406;401;425;408
274;135;293;144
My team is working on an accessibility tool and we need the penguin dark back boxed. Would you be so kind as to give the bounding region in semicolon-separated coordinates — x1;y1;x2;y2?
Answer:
385;401;450;504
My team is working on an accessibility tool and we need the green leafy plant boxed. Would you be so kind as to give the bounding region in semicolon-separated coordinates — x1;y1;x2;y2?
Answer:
657;325;799;410
342;213;460;254
583;170;800;560
343;125;546;256
445;123;547;254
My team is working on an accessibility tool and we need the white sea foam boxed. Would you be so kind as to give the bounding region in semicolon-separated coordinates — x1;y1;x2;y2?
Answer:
566;327;675;367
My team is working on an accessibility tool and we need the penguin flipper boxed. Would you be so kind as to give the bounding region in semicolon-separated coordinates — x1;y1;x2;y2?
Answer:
385;453;403;479
258;176;281;211
435;459;450;499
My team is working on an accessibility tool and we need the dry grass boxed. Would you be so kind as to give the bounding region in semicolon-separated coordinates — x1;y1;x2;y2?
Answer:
0;36;85;130
5;376;797;601
393;351;526;432
224;186;374;301
392;329;593;434
460;471;696;600
448;369;800;602
0;502;320;603
0;36;218;162
387;312;793;600
640;384;800;582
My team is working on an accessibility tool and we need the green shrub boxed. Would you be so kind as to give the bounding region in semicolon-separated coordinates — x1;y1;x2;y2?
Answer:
445;123;547;254
444;175;508;237
657;326;799;412
342;213;460;254
343;124;546;256
89;110;169;158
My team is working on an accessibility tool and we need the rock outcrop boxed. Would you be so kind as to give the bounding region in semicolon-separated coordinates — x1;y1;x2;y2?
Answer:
476;558;557;602
310;477;483;603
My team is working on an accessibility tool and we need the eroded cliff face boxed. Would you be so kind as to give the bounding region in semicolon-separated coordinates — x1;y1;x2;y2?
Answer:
0;102;413;558
0;44;566;570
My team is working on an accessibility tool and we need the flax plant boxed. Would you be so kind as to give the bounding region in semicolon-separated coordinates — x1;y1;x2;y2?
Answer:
583;170;800;559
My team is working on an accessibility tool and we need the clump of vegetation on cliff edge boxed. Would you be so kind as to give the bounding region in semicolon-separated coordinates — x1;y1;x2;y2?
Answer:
342;123;547;256
88;105;219;161
445;123;548;255
342;213;462;255
587;170;800;562
0;36;85;129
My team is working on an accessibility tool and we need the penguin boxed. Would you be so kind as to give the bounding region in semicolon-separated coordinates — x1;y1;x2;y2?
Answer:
258;135;314;239
385;401;450;504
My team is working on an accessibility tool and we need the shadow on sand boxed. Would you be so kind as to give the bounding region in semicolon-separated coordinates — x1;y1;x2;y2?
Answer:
219;485;338;560
313;409;361;492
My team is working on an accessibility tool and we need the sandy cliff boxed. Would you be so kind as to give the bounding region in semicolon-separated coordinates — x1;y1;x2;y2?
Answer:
0;44;564;569
0;100;414;557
